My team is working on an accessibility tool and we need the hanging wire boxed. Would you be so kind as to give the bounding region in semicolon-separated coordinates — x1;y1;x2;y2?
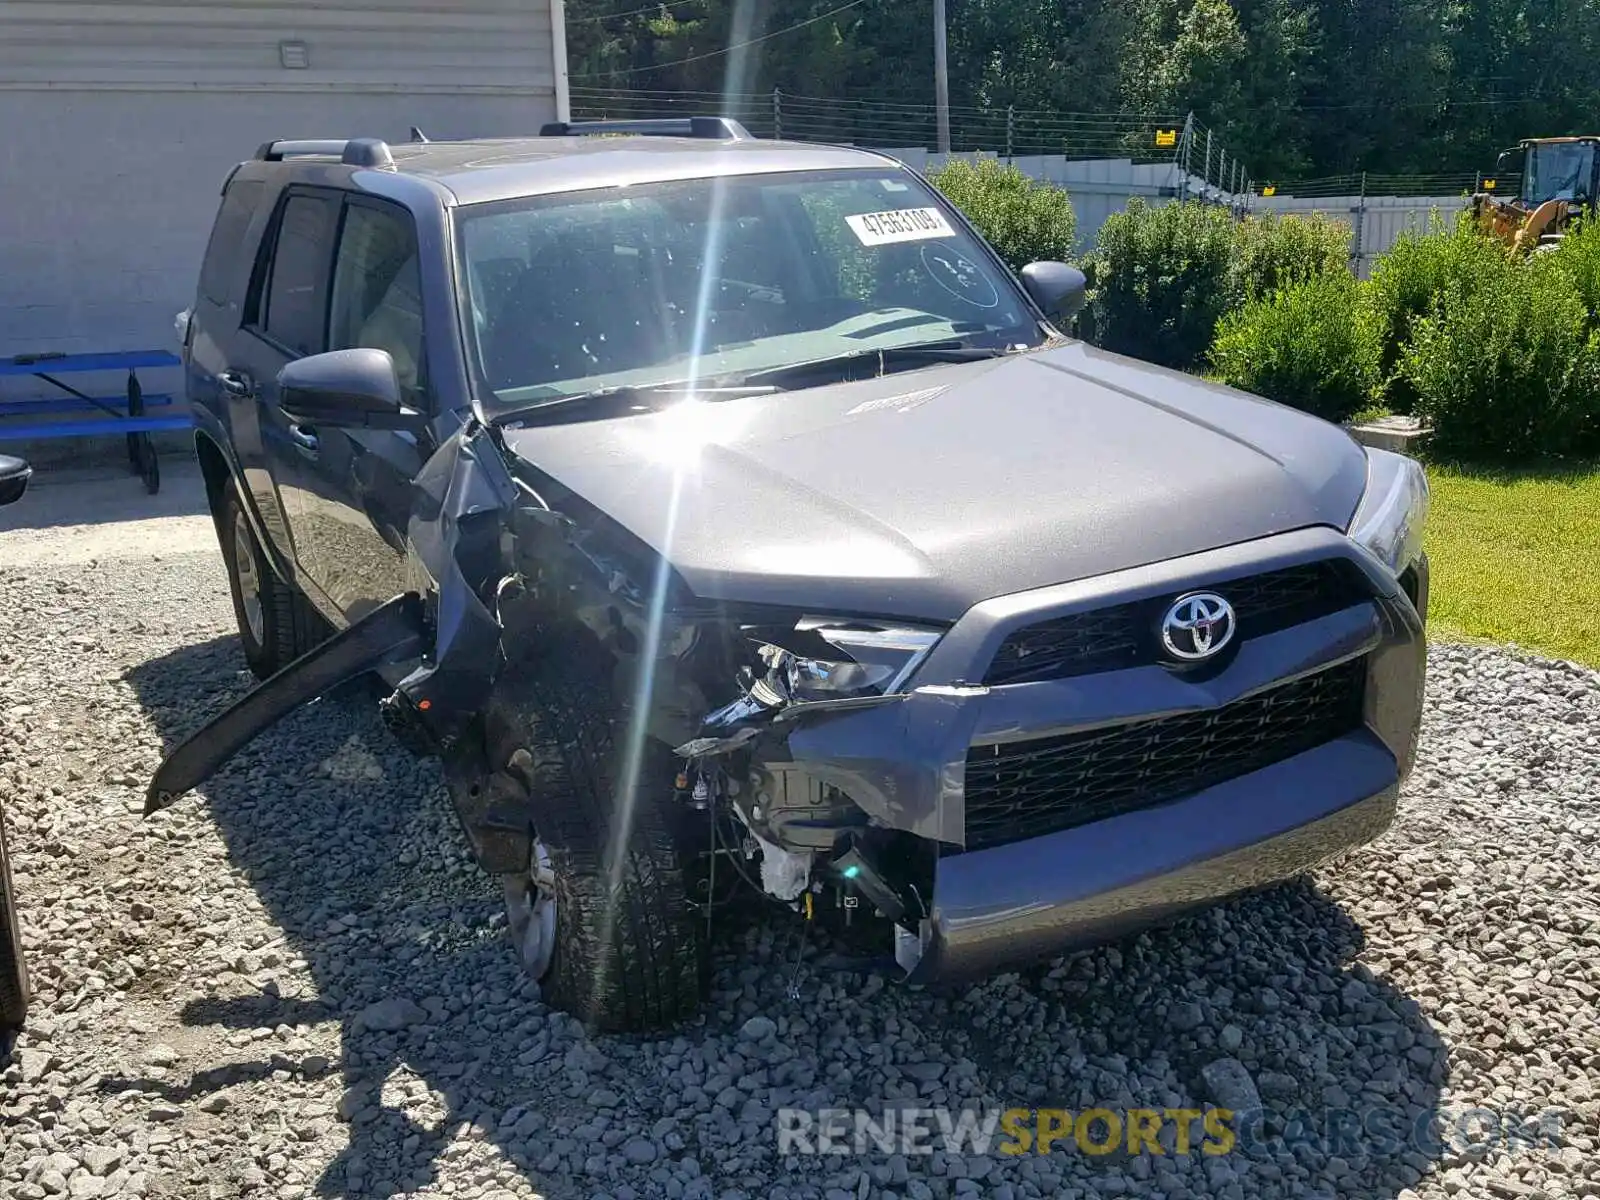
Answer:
568;0;706;23
569;85;1191;163
569;0;876;78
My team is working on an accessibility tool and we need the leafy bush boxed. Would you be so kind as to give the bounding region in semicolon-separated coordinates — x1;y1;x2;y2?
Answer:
1233;210;1351;298
1208;271;1381;422
927;157;1076;272
1089;199;1240;370
1401;253;1600;462
1365;214;1506;412
1545;215;1600;324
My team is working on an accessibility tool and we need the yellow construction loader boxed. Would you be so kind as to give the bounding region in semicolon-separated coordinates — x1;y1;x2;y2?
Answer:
1472;136;1600;252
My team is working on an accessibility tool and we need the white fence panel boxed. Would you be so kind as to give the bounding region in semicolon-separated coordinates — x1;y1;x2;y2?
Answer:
1253;193;1469;275
876;148;1467;267
881;150;1193;249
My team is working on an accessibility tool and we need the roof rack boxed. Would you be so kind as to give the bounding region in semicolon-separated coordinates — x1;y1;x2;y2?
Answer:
537;117;751;141
254;138;395;169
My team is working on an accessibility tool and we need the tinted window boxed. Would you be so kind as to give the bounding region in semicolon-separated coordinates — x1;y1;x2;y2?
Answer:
458;169;1038;407
259;194;338;356
329;203;426;398
199;179;265;306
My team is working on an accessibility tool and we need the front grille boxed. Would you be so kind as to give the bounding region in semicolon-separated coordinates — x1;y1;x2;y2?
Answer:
982;560;1368;686
962;656;1367;851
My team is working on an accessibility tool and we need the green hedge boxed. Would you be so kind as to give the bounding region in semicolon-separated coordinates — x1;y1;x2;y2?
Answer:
1089;199;1241;370
1365;215;1505;412
1544;215;1600;323
1209;271;1381;423
1401;252;1600;462
1088;200;1350;371
927;157;1076;272
1234;210;1352;299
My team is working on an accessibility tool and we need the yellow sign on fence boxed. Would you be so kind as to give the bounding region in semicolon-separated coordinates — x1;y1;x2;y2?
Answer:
1261;184;1277;197
1154;129;1177;148
1483;179;1498;190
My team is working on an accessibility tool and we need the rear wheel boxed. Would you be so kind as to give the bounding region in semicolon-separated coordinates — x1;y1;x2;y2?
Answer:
220;489;325;680
490;651;706;1032
0;808;30;1032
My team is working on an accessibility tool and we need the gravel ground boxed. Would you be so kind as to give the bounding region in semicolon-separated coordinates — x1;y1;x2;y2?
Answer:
2;470;1598;1200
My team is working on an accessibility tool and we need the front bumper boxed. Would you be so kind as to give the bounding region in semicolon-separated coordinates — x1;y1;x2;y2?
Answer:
755;527;1427;979
911;734;1398;980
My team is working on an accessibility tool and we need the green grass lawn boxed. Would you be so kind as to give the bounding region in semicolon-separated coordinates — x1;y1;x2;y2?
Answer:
1424;463;1600;667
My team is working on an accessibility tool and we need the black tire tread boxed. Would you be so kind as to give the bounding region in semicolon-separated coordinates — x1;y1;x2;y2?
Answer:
221;489;325;679
0;811;30;1030
492;651;705;1032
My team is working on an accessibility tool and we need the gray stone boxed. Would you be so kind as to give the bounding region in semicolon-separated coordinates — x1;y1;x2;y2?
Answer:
1256;1072;1299;1100
1169;1001;1204;1031
1201;1058;1263;1113
355;997;427;1032
739;1016;777;1042
142;1045;179;1068
80;1147;122;1177
621;1138;658;1165
18;1048;53;1083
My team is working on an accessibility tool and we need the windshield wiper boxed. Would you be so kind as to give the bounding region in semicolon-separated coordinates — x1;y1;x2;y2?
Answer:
735;341;1014;390
493;382;778;427
491;342;1014;426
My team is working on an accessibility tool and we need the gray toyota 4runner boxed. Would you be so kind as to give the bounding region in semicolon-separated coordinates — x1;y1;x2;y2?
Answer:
152;118;1430;1032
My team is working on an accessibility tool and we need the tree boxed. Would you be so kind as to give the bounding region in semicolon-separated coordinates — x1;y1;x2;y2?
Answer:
561;0;1600;182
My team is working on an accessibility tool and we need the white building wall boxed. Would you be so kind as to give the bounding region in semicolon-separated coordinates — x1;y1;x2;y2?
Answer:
0;1;565;362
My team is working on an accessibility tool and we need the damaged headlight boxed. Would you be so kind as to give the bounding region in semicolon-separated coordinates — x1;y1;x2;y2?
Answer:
748;620;942;704
678;620;943;759
1348;448;1429;576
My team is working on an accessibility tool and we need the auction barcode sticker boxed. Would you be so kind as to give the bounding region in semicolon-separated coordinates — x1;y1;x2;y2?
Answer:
845;207;956;245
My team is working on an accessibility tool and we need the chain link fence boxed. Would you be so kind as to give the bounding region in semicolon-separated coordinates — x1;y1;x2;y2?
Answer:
571;87;1501;268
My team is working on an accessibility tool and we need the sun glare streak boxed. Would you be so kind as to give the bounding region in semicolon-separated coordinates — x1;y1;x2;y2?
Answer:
595;459;686;1000
594;22;755;998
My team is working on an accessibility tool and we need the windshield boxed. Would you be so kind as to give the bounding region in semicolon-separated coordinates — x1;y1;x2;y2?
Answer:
1525;143;1596;205
455;168;1044;415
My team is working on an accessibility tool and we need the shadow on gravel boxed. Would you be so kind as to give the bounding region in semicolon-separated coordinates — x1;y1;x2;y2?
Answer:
118;633;1454;1200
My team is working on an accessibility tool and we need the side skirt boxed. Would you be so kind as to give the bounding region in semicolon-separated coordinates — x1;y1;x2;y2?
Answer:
146;593;428;813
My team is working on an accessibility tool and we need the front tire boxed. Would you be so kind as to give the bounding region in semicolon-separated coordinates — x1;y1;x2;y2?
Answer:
0;808;30;1032
490;653;706;1032
219;489;324;680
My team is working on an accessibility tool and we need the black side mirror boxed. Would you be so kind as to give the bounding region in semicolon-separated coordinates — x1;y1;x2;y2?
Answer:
1495;146;1526;191
277;348;424;430
1020;261;1088;322
0;455;32;507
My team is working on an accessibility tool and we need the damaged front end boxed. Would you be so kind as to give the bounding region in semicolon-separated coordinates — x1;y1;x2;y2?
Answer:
668;617;977;978
147;416;964;982
150;419;953;966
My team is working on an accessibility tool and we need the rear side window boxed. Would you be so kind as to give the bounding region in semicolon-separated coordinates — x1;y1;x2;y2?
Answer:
198;179;265;305
253;193;339;356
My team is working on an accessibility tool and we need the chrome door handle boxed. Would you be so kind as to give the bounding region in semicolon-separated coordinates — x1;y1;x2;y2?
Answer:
288;423;319;455
218;370;253;397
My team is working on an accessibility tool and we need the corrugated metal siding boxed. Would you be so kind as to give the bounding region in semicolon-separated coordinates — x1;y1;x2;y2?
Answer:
0;0;563;368
0;1;556;92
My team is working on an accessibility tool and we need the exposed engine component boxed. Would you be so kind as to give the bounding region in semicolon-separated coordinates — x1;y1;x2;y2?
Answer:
752;832;810;902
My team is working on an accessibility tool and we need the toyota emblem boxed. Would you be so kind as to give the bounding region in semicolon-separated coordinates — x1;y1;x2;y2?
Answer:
1160;592;1236;661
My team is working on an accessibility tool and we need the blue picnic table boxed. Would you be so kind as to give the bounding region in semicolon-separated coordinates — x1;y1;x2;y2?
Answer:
0;349;187;493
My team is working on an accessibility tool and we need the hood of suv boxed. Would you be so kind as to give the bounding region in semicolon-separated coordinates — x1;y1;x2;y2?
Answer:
499;341;1370;621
